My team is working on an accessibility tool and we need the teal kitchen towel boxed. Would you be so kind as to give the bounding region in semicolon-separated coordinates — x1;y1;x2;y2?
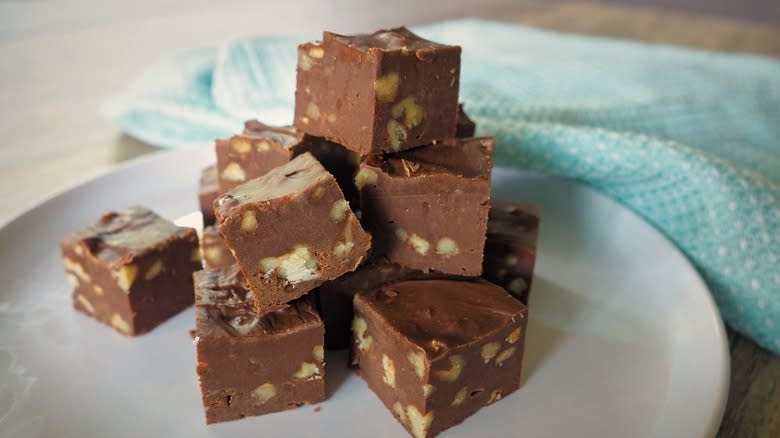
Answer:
103;19;780;354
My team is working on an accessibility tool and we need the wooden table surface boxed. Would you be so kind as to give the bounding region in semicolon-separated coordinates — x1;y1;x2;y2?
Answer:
1;1;778;436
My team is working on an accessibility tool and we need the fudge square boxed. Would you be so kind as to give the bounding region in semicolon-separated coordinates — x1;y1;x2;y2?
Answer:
199;165;220;226
482;199;541;305
200;225;235;269
60;206;200;336
194;266;325;424
214;152;371;315
295;27;461;154
352;279;528;438
356;137;494;275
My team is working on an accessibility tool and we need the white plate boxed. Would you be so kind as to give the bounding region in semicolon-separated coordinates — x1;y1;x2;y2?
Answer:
0;145;728;438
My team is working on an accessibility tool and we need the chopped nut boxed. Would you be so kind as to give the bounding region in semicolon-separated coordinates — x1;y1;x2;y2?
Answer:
329;200;350;222
452;387;468;406
93;285;104;297
333;241;355;259
406;405;433;438
481;342;501;364
110;313;131;334
434;355;464;382
256;140;271;152
311;186;325;200
430;339;447;352
506;327;522;345
382;354;396;388
252;383;277;404
144;259;163;281
204;246;223;266
392;402;407;424
408;233;430;255
231;138;251;154
505;255;518;266
326;113;337;123
487;390;502;404
115;264;137;292
228;315;259;335
306;102;321;120
392;96;424;128
66;273;79;288
374;72;400;102
63;257;90;283
259;246;318;284
295;362;321;380
435;238;460;257
241;210;258;233
298;53;312;71
400;159;421;176
313;345;324;362
352;317;373;351
354;168;378;190
76;294;95;314
191;247;203;262
308;46;324;58
395;228;409;241
495;347;517;366
387;119;408;151
222;162;247;182
407;350;426;379
300;116;310;125
422;384;435;398
507;278;528;296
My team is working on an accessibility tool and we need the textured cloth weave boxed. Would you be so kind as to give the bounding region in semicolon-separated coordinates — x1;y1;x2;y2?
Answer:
103;19;780;354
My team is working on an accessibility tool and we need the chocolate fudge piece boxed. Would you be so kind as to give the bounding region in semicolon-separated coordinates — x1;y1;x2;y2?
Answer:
482;200;541;304
455;104;476;138
295;27;461;154
318;259;446;350
216;122;301;192
356;137;493;276
200;225;235;269
352;279;528;438
199;166;220;226
215;152;371;315
194;266;325;424
60;206;200;336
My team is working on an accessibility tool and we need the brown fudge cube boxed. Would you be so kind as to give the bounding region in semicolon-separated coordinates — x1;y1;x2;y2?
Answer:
60;206;200;336
200;225;235;269
194;266;325;424
356;137;493;275
294;27;461;154
455;104;476;138
199;166;220;226
318;259;446;350
482;200;541;304
352;279;528;438
215;152;371;315
216;122;301;192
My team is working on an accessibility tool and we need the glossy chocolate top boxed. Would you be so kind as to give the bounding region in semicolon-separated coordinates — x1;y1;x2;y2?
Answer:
195;265;320;338
214;152;329;216
355;279;524;357
325;26;455;53
487;199;542;245
242;119;302;148
366;137;493;179
62;206;194;267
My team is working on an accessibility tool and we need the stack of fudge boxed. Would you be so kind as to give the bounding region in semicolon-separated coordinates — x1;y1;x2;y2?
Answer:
61;26;541;438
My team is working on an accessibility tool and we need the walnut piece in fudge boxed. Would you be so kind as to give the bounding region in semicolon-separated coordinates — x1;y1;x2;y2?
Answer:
482;199;541;304
200;225;235;269
199;166;220;226
60;206;200;336
356;137;493;276
216;121;302;192
455;104;476;138
215;152;371;315
295;27;461;154
194;266;324;424
352;279;528;438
